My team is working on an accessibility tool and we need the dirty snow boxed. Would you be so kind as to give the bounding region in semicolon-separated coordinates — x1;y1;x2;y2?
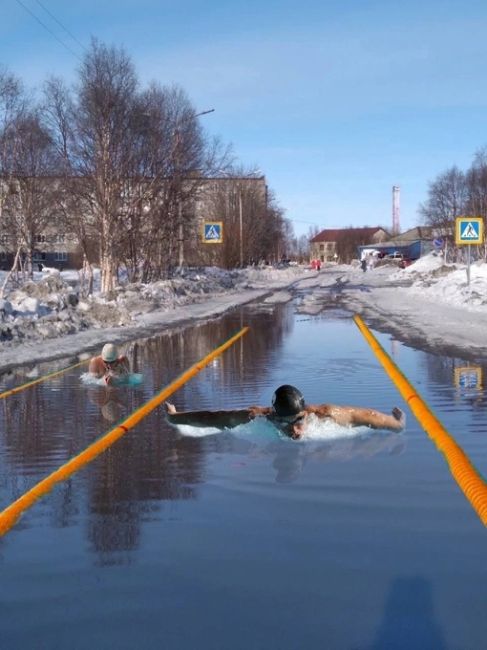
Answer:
0;265;310;371
0;251;486;373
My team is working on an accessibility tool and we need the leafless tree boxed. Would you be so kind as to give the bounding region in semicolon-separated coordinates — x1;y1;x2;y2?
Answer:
42;77;96;294
41;45;235;285
334;226;382;263
0;68;26;285
68;39;140;293
464;148;487;259
191;170;291;268
419;166;467;236
289;234;310;262
242;186;290;265
103;81;230;282
3;43;279;284
2;109;58;279
0;69;25;213
126;83;211;280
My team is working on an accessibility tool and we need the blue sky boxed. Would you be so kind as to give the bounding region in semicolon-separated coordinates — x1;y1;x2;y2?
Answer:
2;0;487;237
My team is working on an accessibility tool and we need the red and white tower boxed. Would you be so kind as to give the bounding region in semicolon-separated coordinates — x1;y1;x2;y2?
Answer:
392;185;400;235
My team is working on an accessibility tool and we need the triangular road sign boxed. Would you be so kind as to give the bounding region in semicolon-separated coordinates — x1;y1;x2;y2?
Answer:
206;225;220;239
461;222;479;239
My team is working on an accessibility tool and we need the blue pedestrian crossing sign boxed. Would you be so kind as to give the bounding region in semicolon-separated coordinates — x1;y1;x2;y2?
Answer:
202;221;223;244
455;216;484;245
454;366;482;390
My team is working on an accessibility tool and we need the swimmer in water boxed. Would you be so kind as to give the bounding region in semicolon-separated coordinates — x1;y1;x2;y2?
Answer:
165;384;406;440
88;343;130;386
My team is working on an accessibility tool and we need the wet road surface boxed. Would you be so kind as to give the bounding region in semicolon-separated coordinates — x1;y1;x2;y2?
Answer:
1;301;486;649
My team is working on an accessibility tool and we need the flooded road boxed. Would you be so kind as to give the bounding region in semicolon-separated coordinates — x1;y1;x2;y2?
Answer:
1;298;486;649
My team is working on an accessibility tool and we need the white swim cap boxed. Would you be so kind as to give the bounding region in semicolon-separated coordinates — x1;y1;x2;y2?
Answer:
101;343;118;362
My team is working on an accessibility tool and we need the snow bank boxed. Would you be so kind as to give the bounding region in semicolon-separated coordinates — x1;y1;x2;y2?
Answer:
0;265;311;370
2;253;487;370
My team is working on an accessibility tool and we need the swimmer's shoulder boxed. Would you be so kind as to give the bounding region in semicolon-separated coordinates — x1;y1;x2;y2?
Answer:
305;403;334;418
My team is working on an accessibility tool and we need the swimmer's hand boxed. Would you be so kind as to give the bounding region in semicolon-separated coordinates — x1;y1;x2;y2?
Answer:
165;402;177;415
104;372;115;386
392;407;406;430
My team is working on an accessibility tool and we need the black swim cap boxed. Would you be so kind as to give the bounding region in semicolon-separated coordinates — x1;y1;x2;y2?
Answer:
271;385;305;417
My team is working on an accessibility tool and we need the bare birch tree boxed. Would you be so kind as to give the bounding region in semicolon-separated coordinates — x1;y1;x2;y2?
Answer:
2;109;57;279
71;39;139;293
43;76;100;294
419;166;467;234
0;69;26;280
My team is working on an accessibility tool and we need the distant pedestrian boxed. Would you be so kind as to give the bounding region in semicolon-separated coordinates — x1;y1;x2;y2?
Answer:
360;258;367;272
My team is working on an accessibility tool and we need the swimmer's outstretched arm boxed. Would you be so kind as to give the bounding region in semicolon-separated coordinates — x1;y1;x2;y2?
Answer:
309;404;406;432
164;402;269;429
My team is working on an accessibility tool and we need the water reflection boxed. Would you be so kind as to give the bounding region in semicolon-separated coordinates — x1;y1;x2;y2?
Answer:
188;427;406;484
87;386;126;422
272;431;406;482
419;352;487;402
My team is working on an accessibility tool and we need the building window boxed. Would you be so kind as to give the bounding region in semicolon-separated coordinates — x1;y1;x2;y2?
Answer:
36;234;46;243
320;244;325;251
33;251;47;261
55;252;68;261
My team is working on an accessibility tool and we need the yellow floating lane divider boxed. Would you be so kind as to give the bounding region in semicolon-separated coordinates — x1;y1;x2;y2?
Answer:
353;314;487;526
0;326;249;536
0;358;89;400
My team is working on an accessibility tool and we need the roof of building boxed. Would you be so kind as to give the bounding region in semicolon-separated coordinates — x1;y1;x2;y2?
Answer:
359;226;435;249
310;226;388;243
393;226;434;241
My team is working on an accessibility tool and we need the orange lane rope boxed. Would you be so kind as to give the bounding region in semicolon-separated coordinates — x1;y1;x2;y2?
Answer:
0;359;90;400
0;326;249;536
353;314;487;526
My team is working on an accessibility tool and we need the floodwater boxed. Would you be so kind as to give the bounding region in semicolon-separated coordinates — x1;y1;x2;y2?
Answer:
1;298;487;650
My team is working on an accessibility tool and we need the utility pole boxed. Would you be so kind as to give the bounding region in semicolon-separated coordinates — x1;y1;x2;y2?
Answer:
175;108;214;271
238;189;243;267
178;200;184;267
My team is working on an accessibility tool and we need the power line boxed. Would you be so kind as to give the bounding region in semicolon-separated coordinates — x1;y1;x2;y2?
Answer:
14;0;82;61
291;219;323;225
34;0;86;52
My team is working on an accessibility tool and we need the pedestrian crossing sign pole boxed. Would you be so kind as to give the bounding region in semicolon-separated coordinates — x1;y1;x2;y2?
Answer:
455;216;484;286
202;222;223;244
